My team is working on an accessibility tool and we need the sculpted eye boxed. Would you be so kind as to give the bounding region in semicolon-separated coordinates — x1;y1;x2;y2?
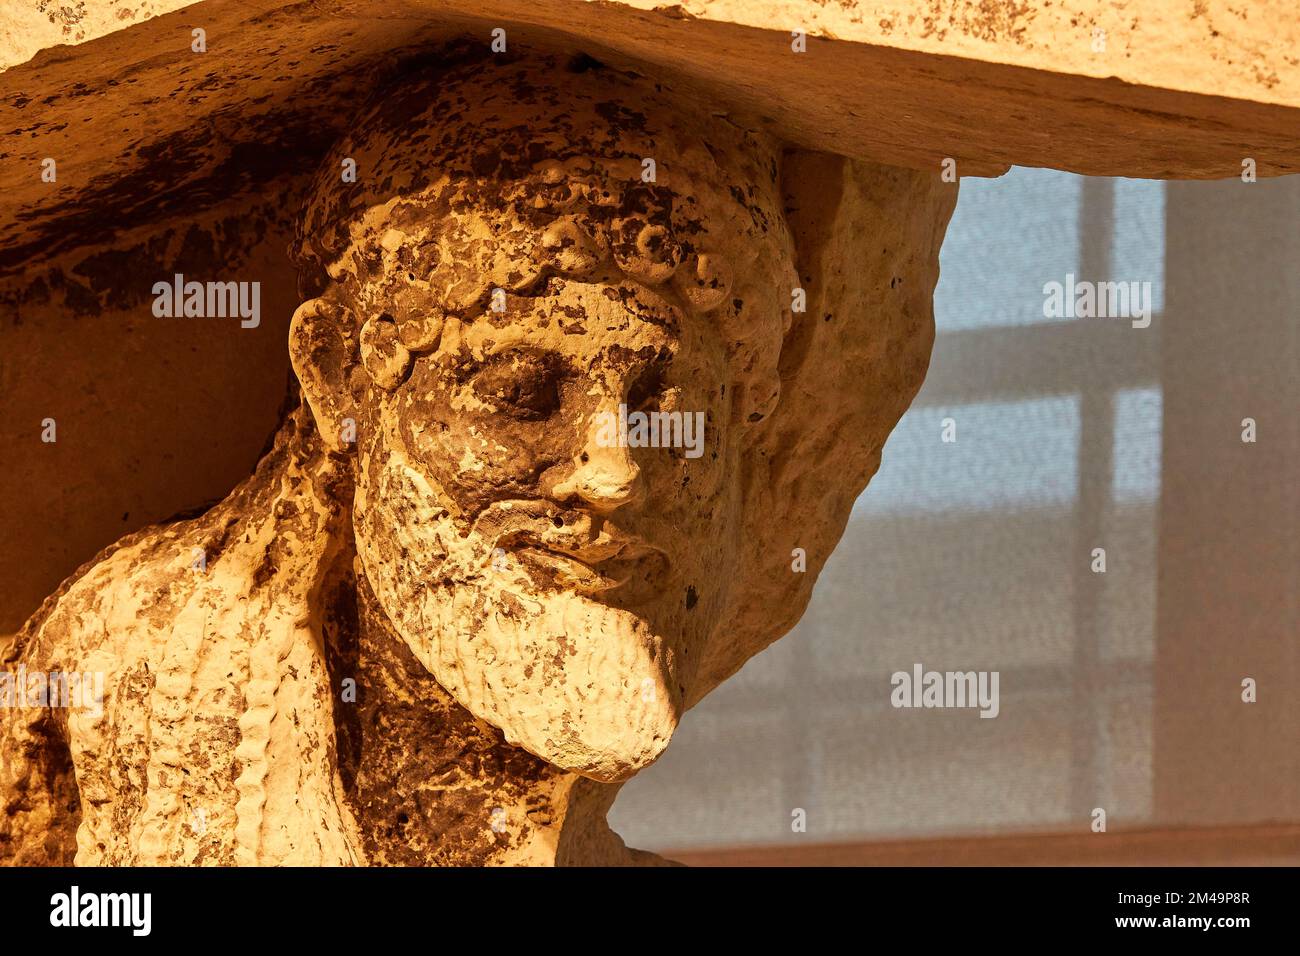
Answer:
471;351;564;421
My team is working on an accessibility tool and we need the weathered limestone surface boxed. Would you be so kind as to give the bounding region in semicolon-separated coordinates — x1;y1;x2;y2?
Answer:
4;0;1300;276
1;53;954;864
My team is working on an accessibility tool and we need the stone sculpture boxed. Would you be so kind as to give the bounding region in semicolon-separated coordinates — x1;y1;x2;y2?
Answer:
1;51;953;865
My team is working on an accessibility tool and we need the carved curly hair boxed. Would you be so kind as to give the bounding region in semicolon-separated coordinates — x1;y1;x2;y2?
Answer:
289;48;797;425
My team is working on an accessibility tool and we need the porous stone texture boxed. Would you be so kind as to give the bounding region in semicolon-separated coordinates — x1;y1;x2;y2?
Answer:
0;54;955;865
5;1;1299;112
5;1;1300;635
5;0;1300;279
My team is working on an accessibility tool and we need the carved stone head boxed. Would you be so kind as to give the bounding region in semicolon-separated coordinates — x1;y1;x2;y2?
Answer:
287;53;951;785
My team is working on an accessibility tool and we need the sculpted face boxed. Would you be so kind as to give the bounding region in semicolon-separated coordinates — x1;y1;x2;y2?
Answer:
289;56;797;781
350;272;736;782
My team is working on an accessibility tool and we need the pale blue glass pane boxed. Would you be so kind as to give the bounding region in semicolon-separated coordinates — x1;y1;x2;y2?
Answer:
934;167;1081;331
1110;179;1166;314
1112;387;1163;502
853;396;1081;516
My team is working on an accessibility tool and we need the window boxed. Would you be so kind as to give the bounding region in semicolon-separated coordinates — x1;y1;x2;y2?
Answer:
613;169;1174;849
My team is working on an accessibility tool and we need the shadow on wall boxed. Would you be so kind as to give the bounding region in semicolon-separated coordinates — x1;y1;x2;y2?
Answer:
0;194;304;632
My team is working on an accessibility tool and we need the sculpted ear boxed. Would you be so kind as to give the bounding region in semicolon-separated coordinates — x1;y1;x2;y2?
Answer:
289;295;360;452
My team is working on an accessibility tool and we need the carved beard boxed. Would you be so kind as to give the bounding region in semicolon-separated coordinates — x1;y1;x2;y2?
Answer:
351;426;700;782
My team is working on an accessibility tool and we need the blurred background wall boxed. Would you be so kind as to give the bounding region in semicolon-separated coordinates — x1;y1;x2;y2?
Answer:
611;169;1299;854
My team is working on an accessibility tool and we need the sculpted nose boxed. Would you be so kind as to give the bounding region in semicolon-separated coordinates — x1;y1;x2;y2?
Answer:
552;413;644;511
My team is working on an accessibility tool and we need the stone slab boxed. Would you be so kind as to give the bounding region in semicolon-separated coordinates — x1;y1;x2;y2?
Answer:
2;0;1300;273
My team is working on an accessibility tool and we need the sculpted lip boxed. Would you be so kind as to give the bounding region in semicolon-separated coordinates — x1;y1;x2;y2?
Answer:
519;536;652;583
517;545;622;591
480;500;670;598
517;543;672;610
